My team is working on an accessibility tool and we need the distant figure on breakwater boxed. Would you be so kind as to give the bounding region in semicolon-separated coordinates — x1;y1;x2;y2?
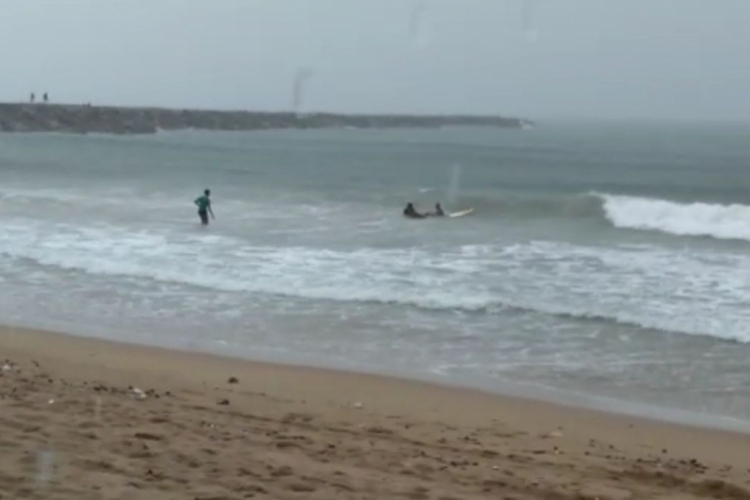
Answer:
29;93;35;104
43;93;48;103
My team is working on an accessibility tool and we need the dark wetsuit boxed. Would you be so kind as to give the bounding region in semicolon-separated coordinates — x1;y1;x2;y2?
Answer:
403;206;425;219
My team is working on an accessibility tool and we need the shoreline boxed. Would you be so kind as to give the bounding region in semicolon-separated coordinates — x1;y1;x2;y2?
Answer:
4;318;750;436
2;325;750;498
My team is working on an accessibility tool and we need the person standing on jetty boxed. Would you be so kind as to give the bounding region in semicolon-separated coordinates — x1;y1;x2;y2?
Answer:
194;189;214;225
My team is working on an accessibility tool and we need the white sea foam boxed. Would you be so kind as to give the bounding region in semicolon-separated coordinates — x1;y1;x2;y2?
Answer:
598;193;750;241
1;219;750;342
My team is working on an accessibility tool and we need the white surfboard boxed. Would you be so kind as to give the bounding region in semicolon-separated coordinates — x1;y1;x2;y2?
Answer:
448;208;474;218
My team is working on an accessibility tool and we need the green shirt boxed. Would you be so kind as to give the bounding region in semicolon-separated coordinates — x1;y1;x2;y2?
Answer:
195;195;211;211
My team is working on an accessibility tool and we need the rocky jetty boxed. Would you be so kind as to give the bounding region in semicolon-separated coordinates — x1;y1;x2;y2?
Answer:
0;103;529;135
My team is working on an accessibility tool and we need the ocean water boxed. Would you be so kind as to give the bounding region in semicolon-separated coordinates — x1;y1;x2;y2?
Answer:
2;123;750;426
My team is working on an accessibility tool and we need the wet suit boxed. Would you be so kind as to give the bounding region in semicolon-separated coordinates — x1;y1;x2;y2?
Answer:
195;195;212;225
403;204;426;219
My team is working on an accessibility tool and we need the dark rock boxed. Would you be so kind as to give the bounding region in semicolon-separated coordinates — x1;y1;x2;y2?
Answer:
0;103;528;136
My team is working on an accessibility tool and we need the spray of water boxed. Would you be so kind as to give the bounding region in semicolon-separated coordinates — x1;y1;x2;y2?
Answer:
35;448;55;489
447;164;463;208
522;0;539;43
409;3;430;49
292;68;314;117
92;396;103;451
93;396;102;422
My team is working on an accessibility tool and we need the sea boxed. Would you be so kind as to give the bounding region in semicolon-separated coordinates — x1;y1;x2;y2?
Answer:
2;122;750;428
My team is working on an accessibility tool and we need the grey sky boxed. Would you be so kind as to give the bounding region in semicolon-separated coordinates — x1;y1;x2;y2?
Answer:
1;0;748;121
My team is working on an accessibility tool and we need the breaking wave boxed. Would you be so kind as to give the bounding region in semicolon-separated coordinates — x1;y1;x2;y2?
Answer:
597;193;750;241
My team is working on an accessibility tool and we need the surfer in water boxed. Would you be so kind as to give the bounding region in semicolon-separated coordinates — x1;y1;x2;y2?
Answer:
194;189;215;225
431;203;445;217
403;202;426;219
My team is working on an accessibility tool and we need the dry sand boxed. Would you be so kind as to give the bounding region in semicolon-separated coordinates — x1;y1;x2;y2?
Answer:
1;326;750;499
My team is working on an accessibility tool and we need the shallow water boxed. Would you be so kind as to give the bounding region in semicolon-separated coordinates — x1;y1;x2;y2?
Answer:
1;123;750;423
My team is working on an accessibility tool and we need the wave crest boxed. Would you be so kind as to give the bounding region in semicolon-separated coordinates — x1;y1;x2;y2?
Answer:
597;193;750;241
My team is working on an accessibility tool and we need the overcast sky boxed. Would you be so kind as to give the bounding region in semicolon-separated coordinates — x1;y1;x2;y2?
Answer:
0;1;748;121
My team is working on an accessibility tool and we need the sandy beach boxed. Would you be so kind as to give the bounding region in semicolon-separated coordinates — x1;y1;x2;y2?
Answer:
1;326;750;500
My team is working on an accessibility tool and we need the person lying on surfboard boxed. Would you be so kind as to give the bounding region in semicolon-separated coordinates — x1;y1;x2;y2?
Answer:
403;202;426;219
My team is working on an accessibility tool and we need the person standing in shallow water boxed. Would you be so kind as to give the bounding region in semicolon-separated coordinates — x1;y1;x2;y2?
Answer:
194;189;214;225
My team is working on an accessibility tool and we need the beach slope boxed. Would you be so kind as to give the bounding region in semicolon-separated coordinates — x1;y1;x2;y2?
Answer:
1;326;749;499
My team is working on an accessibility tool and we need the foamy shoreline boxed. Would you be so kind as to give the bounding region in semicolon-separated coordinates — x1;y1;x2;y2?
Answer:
2;325;750;498
3;126;750;435
4;318;750;436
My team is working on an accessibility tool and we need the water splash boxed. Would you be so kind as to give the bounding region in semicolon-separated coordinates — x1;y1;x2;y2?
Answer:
292;68;314;118
93;395;102;422
522;0;539;43
409;3;431;49
447;164;463;207
93;396;102;450
35;448;55;489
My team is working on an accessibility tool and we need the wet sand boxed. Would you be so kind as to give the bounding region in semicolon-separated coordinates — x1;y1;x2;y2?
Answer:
1;326;750;499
